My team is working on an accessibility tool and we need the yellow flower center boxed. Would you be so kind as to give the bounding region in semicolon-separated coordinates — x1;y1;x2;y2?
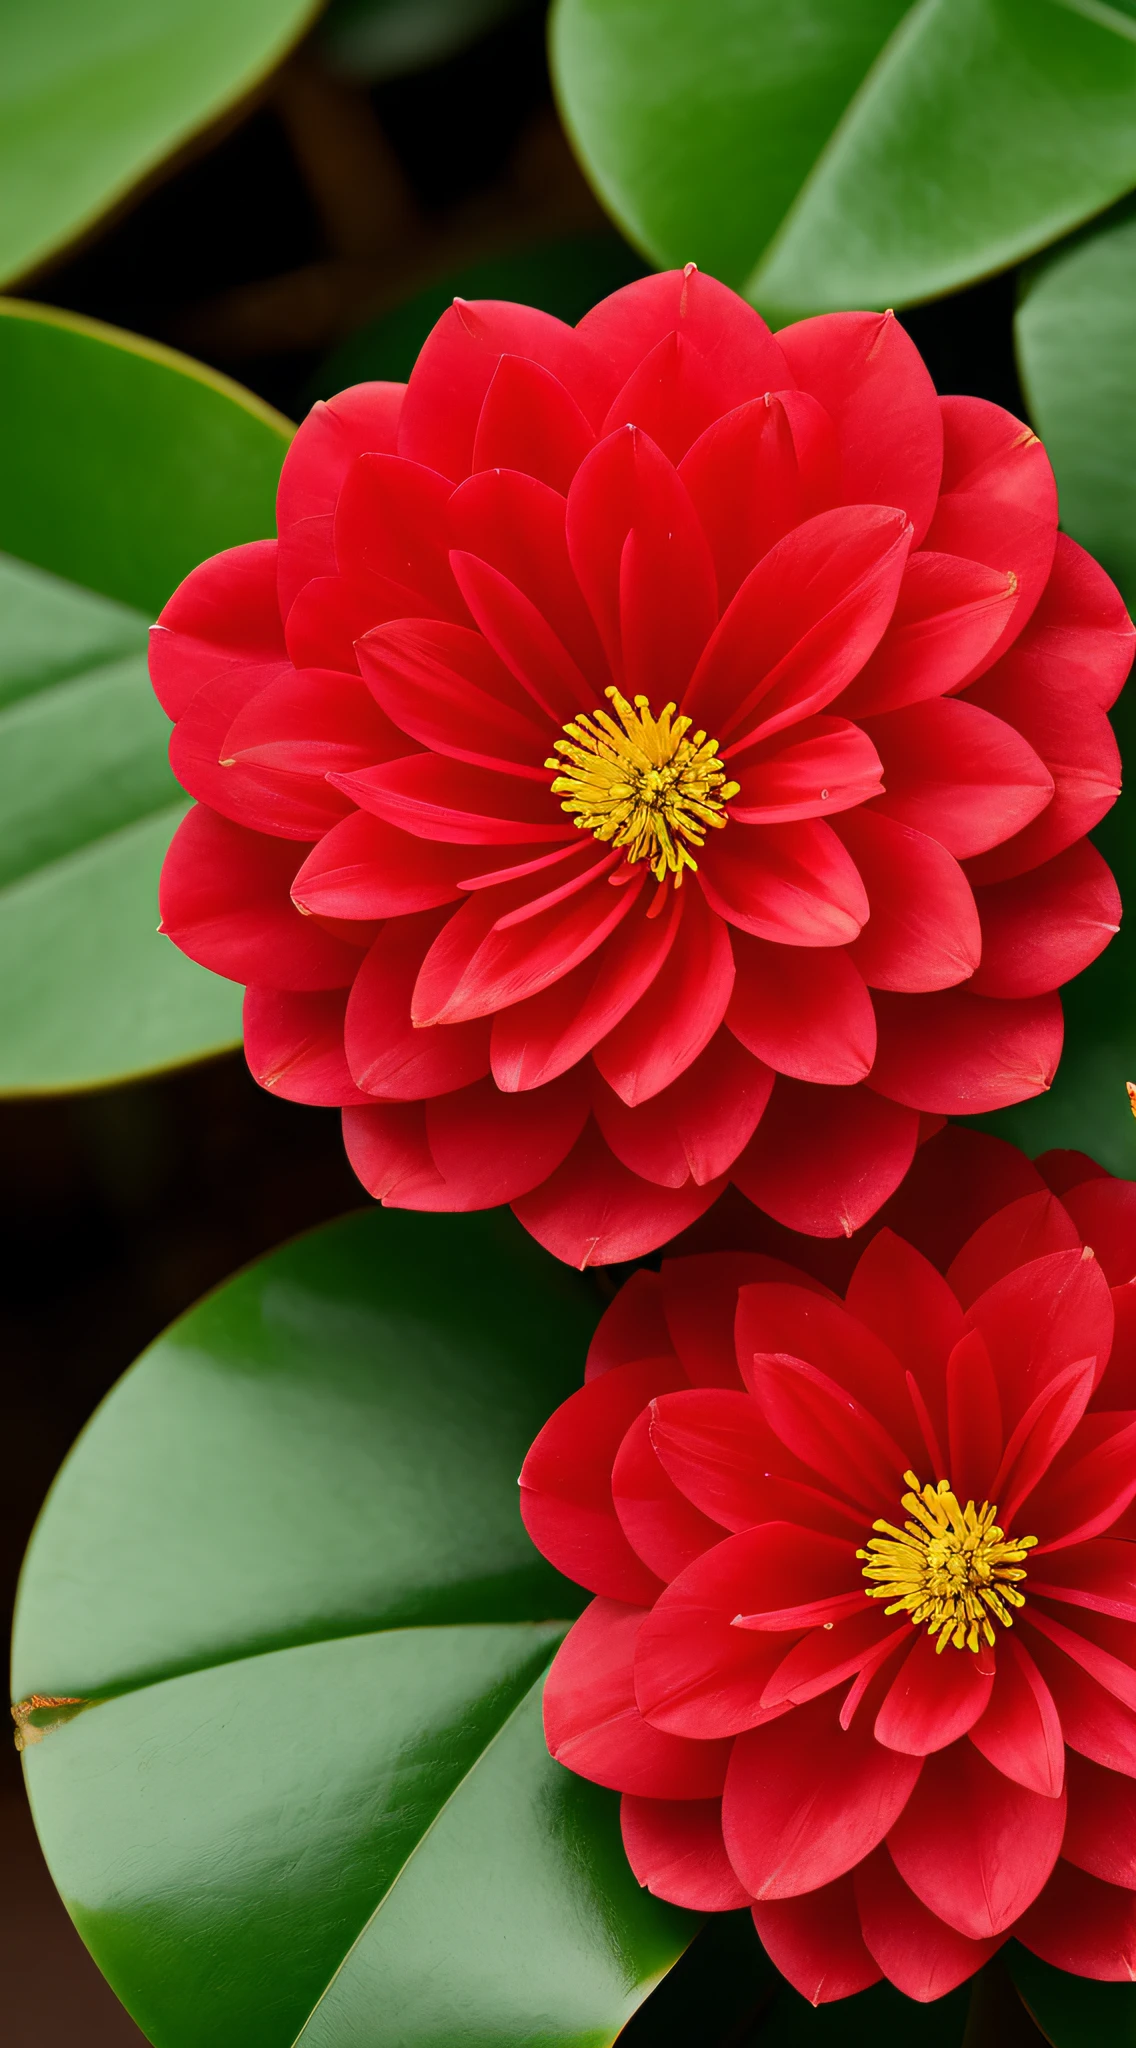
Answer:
857;1471;1037;1654
546;687;739;886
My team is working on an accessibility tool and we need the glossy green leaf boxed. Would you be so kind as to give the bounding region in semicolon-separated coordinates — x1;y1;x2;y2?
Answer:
0;299;293;1093
983;215;1136;1174
550;0;1136;319
319;0;525;79
1008;1943;1136;2046
0;0;320;287
14;1206;694;2048
308;234;645;402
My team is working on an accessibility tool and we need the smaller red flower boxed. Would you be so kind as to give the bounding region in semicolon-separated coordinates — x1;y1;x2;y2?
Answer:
520;1128;1136;2003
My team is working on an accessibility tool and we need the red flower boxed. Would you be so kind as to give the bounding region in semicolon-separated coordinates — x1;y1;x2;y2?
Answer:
152;270;1132;1267
520;1129;1136;2003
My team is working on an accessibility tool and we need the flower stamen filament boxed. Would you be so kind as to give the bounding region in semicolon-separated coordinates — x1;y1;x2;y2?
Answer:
857;1471;1037;1653
547;687;738;886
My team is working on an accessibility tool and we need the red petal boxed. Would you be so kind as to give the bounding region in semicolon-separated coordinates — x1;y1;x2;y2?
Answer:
340;750;572;844
1017;1860;1136;1977
886;1743;1064;1938
727;934;875;1084
1063;1179;1136;1289
166;659;293;826
729;715;883;824
292;810;467;919
159;804;358;990
243;985;369;1106
964;672;1120;888
874;1632;994;1756
490;885;682;1092
853;1847;1002;2000
969;840;1120;1000
837;550;1019;718
543;1597;732;1797
969;1635;1064;1797
398;298;607;480
947;1189;1081;1309
216;665;405;838
649;1387;863;1538
593;1035;771;1188
868;987;1063;1113
565;425;716;690
945;1327;1004;1508
424;1069;589;1205
471;353;594;492
661;1249;836;1393
600;326;770;467
686;506;912;747
621;1794;751;1910
736;1279;913;1447
152;540;285;720
735;1078;919;1238
922;395;1058;677
760;1607;903;1710
1063;1750;1136;1887
838;810;980;992
593;888;735;1105
752;1879;881;2004
344;915;491;1098
449;467;608;696
745;1351;908;1512
844;1228;964;1405
357;618;550;775
777;309;943;544
342;1099;445;1204
866;698;1054;859
1028;533;1134;712
577;267;790;417
1031;1414;1136;1554
413;858;639;1026
965;1246;1114;1413
1030;1539;1136;1625
1027;1615;1136;1774
612;1406;724;1582
635;1524;857;1739
276;383;403;613
333;453;469;622
282;571;383;674
699;818;870;947
519;1358;683;1603
585;1267;672;1381
512;1121;724;1266
724;1690;922;1896
678;394;824;608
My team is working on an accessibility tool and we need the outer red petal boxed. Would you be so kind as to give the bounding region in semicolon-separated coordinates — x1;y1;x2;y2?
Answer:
734;1078;919;1238
397;297;608;479
867;697;1054;860
424;1070;590;1206
292;810;469;919
648;1387;862;1538
776;309;943;545
678;394;831;607
853;1848;1002;2001
868;987;1063;1114
159;804;359;990
969;840;1120;999
838;809;981;993
512;1121;724;1266
1063;1178;1136;1288
699;817;870;948
751;1878;882;2005
471;353;595;492
727;934;876;1084
519;1358;684;1604
836;550;1019;718
242;986;370;1107
151;539;285;720
922;394;1058;676
333;452;469;624
969;1634;1065;1798
577;267;791;417
585;1267;673;1381
887;1742;1065;1938
611;1407;725;1582
342;1099;444;1205
620;1794;751;1910
276;382;403;613
1016;1860;1136;1978
543;1596;732;1798
344;915;492;1099
592;1035;772;1188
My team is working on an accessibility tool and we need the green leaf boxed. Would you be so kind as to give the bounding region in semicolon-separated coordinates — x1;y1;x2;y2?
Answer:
308;234;646;402
319;0;526;79
1008;1943;1136;2046
983;212;1136;1173
550;0;1136;319
14;1206;694;2048
0;298;293;1093
0;0;320;287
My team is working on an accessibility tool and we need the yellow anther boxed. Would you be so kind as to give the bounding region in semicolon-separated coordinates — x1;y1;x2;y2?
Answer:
857;1471;1037;1654
546;687;738;886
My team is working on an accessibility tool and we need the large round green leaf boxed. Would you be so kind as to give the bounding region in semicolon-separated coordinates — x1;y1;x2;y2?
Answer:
13;1206;693;2048
0;299;293;1093
550;0;1136;320
0;0;321;288
983;214;1136;1175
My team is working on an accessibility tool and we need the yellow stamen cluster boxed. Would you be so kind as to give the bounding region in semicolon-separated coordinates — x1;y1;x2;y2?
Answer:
858;1472;1036;1654
547;688;738;886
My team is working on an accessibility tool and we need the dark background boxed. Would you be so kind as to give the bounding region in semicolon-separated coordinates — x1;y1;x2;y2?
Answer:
0;6;1029;2037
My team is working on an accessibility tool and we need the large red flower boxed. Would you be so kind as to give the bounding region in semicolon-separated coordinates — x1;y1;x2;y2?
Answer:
520;1129;1136;2002
152;269;1132;1266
